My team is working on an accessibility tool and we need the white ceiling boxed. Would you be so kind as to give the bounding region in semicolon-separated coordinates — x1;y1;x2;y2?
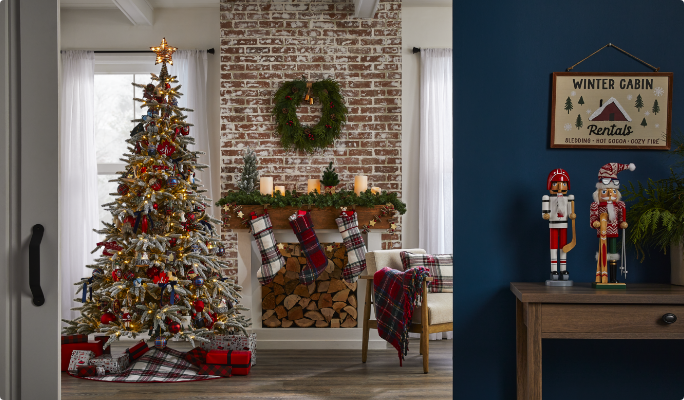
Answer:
61;0;452;9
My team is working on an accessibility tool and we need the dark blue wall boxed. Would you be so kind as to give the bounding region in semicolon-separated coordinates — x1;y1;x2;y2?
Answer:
454;0;684;398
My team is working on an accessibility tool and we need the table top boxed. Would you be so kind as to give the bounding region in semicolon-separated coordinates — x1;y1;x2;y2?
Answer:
510;282;684;304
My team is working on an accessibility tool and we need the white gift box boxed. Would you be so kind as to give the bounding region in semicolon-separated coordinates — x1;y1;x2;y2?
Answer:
199;333;257;366
68;350;95;372
95;366;106;377
89;353;130;374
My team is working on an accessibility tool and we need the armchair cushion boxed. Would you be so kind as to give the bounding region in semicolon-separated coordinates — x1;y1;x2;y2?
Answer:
366;249;426;274
400;252;453;293
412;293;453;325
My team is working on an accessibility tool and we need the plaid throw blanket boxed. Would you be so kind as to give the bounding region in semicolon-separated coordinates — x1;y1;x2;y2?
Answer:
374;266;430;366
68;347;223;383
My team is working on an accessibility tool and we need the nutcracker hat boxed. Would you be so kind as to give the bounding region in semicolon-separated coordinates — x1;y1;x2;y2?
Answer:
596;162;635;189
547;168;571;190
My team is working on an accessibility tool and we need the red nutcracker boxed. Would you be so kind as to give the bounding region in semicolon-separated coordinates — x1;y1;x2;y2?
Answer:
590;162;635;285
542;169;576;284
121;307;131;329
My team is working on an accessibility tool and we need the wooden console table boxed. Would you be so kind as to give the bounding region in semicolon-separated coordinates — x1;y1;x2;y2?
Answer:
511;282;684;400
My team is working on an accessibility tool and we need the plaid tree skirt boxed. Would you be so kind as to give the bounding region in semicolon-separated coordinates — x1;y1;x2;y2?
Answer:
335;211;367;283
288;211;327;285
249;212;285;285
67;347;224;383
373;266;430;366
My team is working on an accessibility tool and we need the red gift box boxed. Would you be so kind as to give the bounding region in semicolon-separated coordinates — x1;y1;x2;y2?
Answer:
76;365;97;377
183;347;207;367
206;350;251;376
93;335;111;355
198;363;232;377
61;334;87;345
61;341;104;372
126;340;149;361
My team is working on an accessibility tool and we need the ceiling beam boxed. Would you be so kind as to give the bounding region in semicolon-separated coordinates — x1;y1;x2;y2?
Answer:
112;0;154;25
353;0;380;18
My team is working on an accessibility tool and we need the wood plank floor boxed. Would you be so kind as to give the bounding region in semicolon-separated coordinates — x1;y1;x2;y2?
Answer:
61;339;453;400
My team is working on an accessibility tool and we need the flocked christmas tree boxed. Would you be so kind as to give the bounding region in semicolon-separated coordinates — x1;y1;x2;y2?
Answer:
237;147;259;193
62;38;250;349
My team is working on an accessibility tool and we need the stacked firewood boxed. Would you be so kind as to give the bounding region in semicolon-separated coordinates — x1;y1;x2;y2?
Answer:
261;243;358;328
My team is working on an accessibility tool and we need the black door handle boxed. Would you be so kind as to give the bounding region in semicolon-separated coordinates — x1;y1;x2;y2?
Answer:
662;313;677;324
29;224;45;306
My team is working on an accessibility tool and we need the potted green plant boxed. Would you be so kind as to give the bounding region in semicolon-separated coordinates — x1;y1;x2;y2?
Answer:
321;162;340;194
623;137;684;285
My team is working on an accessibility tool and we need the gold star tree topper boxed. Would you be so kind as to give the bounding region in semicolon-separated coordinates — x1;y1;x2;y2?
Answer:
150;38;177;65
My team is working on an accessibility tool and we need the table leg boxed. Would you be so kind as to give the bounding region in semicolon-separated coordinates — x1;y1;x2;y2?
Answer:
526;302;542;400
516;299;527;400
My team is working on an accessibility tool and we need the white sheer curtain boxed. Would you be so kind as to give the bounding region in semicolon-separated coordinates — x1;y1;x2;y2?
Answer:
413;48;453;341
419;48;453;255
60;51;99;322
168;50;213;215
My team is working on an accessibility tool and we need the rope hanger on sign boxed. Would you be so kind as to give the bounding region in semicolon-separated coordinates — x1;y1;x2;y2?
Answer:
566;43;660;72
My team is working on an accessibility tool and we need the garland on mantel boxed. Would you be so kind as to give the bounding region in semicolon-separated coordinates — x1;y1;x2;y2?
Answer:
216;189;407;215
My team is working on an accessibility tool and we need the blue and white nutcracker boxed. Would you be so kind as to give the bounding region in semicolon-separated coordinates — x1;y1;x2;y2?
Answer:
542;168;576;284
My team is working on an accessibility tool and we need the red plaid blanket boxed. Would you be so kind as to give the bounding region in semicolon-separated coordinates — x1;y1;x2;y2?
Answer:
373;266;430;366
68;347;223;383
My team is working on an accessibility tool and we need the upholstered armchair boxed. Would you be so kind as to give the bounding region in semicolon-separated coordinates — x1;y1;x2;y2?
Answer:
360;249;453;373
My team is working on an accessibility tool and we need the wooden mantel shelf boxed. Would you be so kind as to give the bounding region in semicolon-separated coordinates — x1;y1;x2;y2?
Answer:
222;205;393;230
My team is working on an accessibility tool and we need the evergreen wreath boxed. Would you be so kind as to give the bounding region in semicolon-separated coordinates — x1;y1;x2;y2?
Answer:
272;78;348;153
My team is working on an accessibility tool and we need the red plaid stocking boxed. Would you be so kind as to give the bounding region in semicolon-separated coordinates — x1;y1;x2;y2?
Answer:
335;211;367;283
248;212;285;285
289;211;327;285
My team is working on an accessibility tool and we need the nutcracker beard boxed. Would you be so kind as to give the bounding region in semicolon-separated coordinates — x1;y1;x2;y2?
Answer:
606;202;616;222
555;194;568;217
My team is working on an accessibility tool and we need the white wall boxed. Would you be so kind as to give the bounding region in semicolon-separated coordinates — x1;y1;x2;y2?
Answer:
60;7;222;216
402;7;452;249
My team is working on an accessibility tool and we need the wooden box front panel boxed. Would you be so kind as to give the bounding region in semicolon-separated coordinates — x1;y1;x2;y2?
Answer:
261;242;358;328
542;304;684;333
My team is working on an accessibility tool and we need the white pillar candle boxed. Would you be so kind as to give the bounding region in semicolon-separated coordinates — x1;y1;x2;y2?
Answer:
260;177;273;196
274;186;285;195
307;179;321;194
354;175;368;195
371;187;381;195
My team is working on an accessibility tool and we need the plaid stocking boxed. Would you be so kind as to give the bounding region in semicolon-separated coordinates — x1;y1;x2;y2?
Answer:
335;211;367;283
248;212;285;285
289;211;327;285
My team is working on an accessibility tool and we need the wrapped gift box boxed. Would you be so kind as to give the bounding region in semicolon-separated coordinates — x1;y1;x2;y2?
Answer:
183;347;208;367
89;353;130;374
76;365;97;377
93;335;112;355
206;350;251;376
197;363;232;377
68;350;95;372
95;366;106;377
125;340;149;361
61;341;104;372
61;334;87;345
199;333;256;366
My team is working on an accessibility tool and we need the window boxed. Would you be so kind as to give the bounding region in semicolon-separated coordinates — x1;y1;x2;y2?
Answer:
94;55;157;227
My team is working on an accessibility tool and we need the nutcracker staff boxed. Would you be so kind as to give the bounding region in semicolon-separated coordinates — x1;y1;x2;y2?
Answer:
542;169;576;283
590;162;635;284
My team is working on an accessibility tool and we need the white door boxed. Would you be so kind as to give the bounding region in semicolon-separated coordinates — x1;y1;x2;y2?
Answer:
0;0;61;398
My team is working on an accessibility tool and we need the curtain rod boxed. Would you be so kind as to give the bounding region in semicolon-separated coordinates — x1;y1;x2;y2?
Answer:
413;47;421;54
93;48;215;54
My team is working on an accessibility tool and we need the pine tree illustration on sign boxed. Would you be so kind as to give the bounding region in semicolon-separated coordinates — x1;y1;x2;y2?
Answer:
237;148;259;193
578;96;585;106
635;94;644;111
564;97;573;114
641;118;648;127
575;114;583;130
652;99;660;115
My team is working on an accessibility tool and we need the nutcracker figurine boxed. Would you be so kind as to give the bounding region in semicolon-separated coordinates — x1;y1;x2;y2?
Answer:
542;168;576;286
590;162;635;287
121;307;131;329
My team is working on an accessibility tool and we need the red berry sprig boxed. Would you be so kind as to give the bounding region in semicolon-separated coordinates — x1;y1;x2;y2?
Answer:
287;120;294;126
330;102;334;109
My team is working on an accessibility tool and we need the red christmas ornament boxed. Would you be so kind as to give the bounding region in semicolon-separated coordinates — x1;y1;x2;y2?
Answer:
150;180;162;191
140;166;147;174
181;126;190;136
146;266;160;279
187;212;196;222
141;216;149;233
124;270;135;281
112;269;122;282
117;184;129;195
168;322;181;334
100;312;117;325
157;140;176;156
193;300;204;313
153;203;158;210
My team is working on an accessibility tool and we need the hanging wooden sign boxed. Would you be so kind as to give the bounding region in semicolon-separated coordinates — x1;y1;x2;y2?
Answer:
551;72;672;149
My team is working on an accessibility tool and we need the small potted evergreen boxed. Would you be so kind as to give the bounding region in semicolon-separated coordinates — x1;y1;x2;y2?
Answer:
321;162;340;194
623;137;684;285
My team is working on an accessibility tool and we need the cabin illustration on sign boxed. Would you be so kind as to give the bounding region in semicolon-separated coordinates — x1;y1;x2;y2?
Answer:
588;97;632;122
